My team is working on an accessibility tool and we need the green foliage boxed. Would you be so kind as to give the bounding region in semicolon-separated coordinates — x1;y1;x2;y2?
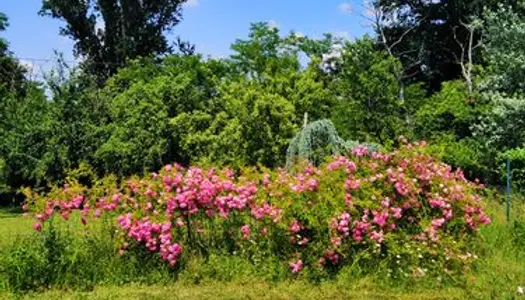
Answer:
95;82;169;176
0;85;66;200
414;81;479;140
40;0;187;83
330;36;424;144
172;79;298;168
499;148;525;191
0;11;27;95
472;93;525;151
483;2;525;95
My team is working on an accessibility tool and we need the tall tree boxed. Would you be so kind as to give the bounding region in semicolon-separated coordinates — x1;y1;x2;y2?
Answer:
0;12;26;95
372;0;507;92
483;2;525;95
40;0;188;83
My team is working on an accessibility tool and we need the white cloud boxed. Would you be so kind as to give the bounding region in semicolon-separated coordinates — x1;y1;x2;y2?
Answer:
183;0;199;8
338;3;353;14
267;20;279;30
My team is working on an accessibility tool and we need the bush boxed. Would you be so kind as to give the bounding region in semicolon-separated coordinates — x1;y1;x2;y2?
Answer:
21;143;491;290
499;148;525;191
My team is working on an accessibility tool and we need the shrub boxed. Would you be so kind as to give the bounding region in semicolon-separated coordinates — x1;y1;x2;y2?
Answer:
499;147;525;191
24;143;491;284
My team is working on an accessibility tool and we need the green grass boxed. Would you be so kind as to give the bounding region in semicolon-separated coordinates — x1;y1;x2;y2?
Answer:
0;280;467;300
0;207;32;248
0;196;524;299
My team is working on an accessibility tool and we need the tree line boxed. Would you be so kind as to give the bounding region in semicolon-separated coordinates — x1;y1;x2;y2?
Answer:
2;0;525;204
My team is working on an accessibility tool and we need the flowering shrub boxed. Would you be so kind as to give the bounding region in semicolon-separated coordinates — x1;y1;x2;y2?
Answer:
25;142;491;279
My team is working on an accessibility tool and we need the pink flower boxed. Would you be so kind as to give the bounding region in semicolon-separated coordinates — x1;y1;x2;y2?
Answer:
345;194;353;207
352;145;370;157
345;179;360;190
32;222;43;232
289;260;303;273
479;213;491;225
429;199;445;208
263;174;271;186
261;227;268;236
324;250;340;264
331;236;342;247
372;211;388;227
391;207;403;219
369;230;384;245
395;181;408;196
290;220;301;233
431;218;446;229
241;224;251;239
306;179;319;191
443;209;453;220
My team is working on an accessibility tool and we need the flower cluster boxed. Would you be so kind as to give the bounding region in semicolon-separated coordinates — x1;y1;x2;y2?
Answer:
26;142;491;276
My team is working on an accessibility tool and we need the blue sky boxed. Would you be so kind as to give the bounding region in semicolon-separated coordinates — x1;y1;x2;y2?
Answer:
1;0;372;76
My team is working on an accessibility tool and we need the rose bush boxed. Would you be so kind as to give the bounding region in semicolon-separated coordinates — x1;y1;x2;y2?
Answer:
24;142;491;279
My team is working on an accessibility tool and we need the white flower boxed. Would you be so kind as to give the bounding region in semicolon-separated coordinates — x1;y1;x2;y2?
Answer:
518;286;524;295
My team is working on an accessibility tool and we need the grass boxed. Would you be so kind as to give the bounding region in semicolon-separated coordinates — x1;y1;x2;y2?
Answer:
0;206;32;248
0;195;524;299
0;281;468;300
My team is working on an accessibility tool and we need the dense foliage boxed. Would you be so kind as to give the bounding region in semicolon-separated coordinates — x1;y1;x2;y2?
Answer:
3;3;525;201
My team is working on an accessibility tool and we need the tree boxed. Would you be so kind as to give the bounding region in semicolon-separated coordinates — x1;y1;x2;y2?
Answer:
330;36;424;145
286;119;378;168
371;0;507;92
40;0;188;83
0;12;26;95
483;2;525;95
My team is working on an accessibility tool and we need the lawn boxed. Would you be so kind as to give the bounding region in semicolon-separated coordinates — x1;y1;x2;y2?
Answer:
0;280;467;300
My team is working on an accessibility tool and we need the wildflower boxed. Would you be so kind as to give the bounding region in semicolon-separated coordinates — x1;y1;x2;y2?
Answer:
32;222;43;232
369;230;384;245
241;224;251;239
478;213;491;225
331;236;342;247
306;179;319;191
298;237;309;246
413;267;425;277
391;207;403;219
289;260;303;273
431;218;446;229
372;211;388;227
261;227;268;236
290;220;301;233
345;178;360;190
